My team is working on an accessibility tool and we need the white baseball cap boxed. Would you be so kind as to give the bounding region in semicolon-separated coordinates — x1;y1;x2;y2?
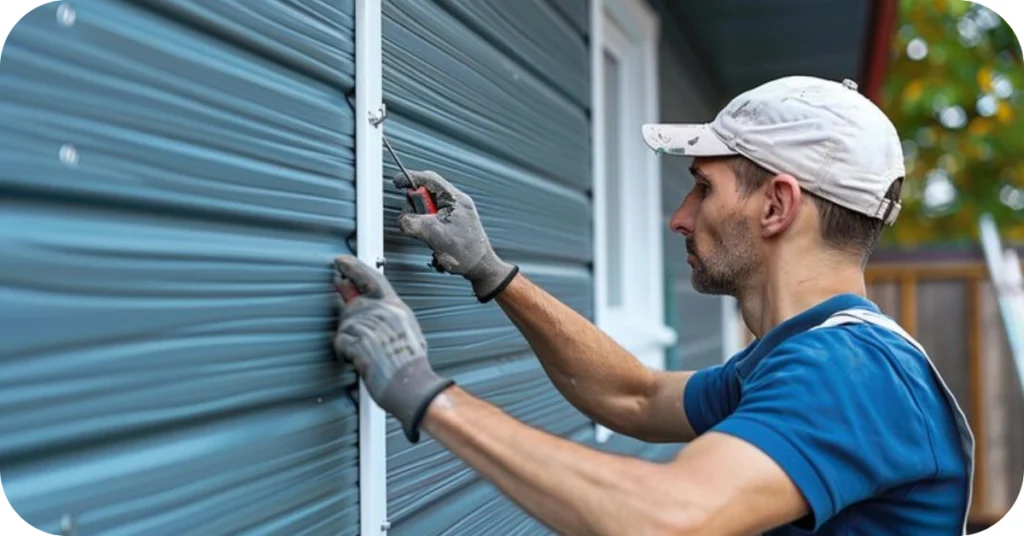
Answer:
642;75;905;225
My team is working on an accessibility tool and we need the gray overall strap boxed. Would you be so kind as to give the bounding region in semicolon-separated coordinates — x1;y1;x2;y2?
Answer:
811;308;976;535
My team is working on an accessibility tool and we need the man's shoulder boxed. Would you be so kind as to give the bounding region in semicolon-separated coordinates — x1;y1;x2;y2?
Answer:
768;318;924;370
745;319;932;398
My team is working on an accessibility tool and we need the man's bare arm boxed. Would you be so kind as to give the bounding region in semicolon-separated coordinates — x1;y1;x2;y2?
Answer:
423;386;809;536
496;273;697;443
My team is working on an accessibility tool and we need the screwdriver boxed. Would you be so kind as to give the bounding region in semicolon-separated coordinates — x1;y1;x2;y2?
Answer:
381;128;438;215
344;88;439;216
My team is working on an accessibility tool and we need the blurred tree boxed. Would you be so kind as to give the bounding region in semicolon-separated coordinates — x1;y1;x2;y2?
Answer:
879;0;1024;247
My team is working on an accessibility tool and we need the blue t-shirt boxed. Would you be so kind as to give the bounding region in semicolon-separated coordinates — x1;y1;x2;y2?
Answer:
684;294;970;535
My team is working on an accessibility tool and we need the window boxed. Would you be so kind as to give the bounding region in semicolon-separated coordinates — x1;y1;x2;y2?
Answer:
591;0;676;442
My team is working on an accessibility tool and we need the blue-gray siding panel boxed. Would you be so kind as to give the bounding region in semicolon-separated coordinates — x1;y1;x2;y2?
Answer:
1;2;357;534
382;0;592;191
382;0;595;533
547;0;590;36
134;0;357;90
2;398;357;536
434;0;590;108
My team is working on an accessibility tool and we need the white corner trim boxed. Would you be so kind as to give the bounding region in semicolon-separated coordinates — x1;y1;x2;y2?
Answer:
355;0;387;534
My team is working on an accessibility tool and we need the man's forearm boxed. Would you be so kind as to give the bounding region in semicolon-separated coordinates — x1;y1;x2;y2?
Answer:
495;273;695;441
422;386;697;536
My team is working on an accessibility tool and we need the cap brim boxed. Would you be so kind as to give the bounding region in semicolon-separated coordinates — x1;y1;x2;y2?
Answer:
641;124;736;157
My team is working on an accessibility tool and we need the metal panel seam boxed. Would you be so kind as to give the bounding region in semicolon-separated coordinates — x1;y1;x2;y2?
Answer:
355;0;387;534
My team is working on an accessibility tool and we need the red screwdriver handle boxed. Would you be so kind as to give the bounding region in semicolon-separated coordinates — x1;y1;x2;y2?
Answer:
335;279;361;304
407;185;438;215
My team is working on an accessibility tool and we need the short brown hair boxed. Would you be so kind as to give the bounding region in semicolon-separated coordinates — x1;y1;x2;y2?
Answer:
727;156;902;262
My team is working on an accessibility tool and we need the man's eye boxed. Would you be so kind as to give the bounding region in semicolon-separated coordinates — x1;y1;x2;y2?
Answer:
695;183;709;197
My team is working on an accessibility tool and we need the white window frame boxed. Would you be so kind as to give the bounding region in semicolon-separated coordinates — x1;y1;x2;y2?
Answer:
591;0;677;442
354;0;387;534
722;296;743;362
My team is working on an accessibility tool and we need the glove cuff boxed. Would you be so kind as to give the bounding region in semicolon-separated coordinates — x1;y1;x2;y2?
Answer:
475;264;518;303
403;376;456;444
386;358;456;444
467;251;518;303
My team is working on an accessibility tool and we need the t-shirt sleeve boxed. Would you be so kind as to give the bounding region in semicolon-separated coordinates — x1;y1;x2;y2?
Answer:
708;330;937;530
683;356;742;436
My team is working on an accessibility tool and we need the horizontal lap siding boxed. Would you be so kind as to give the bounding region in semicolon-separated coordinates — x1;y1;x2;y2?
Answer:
381;0;594;533
0;2;358;534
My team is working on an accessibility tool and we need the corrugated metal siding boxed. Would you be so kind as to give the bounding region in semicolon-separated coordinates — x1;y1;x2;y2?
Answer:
381;0;594;532
654;13;726;372
0;2;358;534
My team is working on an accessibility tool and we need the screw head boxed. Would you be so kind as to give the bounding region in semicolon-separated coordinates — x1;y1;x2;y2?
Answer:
59;144;79;167
57;4;76;27
60;513;76;535
375;257;386;268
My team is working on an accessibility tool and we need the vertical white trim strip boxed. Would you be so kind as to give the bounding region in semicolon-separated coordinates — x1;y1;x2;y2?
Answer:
591;0;615;445
591;0;607;333
355;0;387;534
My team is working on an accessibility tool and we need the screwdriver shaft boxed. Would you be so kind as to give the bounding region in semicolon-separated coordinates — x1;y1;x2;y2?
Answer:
382;133;416;188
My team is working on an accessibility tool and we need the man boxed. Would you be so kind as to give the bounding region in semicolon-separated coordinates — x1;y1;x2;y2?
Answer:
332;76;974;535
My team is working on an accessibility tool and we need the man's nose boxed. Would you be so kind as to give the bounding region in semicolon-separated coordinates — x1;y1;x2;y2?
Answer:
668;195;697;237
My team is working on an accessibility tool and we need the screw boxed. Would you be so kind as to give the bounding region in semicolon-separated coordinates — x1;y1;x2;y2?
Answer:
316;397;323;403
60;513;76;536
381;519;391;531
375;257;386;269
57;4;76;27
59;144;79;167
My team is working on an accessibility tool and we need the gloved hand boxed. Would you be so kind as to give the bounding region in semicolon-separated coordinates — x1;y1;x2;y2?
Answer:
393;171;519;303
332;255;454;443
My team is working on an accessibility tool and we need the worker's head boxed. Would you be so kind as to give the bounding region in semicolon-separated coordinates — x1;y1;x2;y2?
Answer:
644;76;904;297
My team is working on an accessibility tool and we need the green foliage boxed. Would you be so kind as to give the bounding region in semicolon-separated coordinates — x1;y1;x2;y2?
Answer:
879;0;1024;247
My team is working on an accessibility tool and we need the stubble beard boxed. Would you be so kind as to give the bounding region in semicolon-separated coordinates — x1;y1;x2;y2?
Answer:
688;217;758;297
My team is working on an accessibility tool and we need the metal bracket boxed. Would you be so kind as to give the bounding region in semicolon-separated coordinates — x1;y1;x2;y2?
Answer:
369;103;387;128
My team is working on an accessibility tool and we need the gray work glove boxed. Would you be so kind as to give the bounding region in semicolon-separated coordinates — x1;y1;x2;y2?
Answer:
393;171;519;303
332;255;454;443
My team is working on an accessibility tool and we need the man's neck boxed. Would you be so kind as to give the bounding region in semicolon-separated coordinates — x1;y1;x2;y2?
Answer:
737;254;867;339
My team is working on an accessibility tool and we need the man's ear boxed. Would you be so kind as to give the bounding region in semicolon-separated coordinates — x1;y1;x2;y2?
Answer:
760;175;802;238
